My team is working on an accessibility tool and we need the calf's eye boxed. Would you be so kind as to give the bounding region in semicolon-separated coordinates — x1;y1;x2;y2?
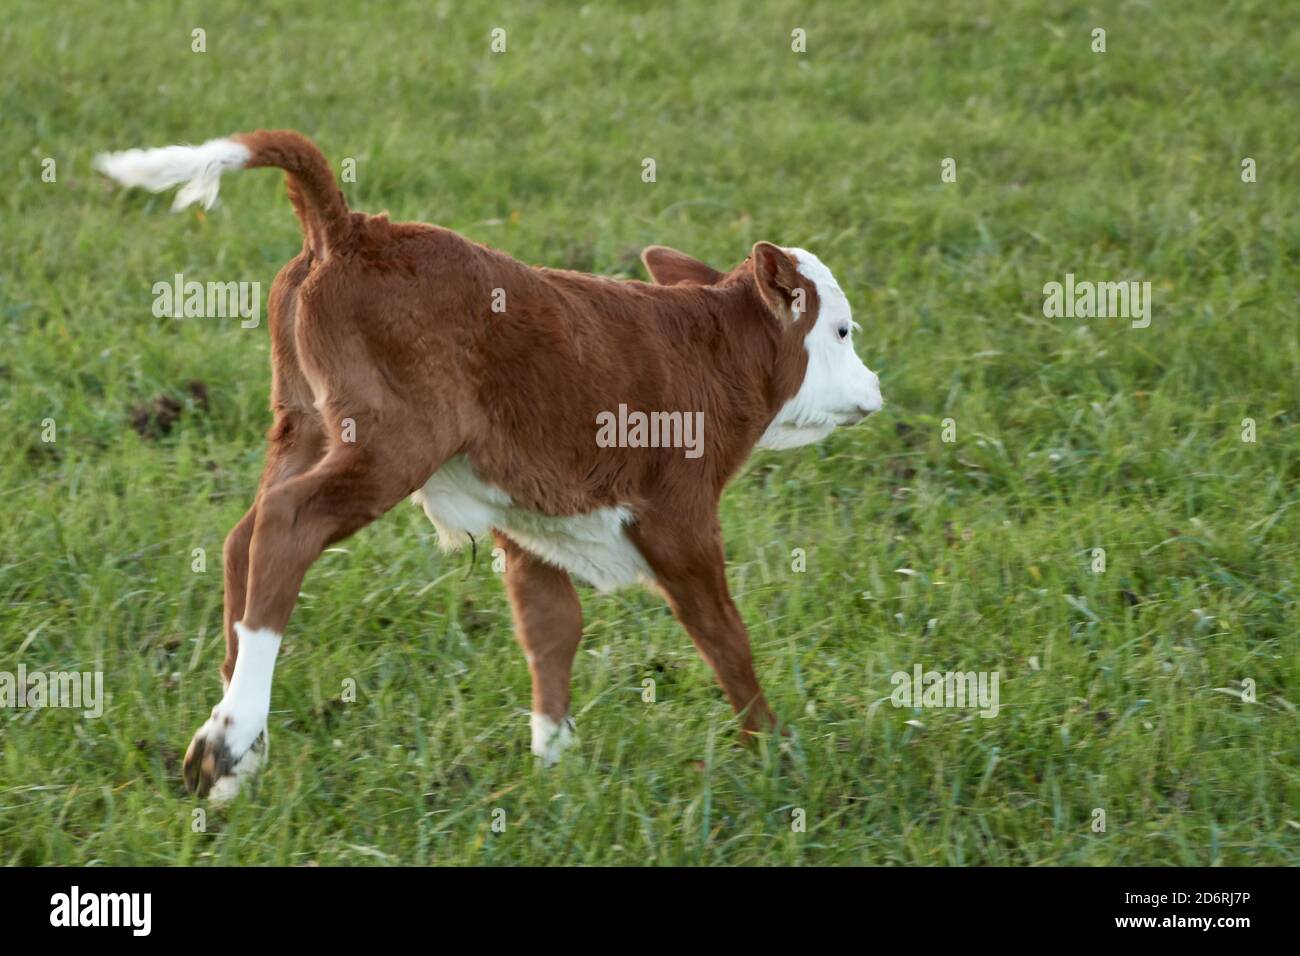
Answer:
837;324;850;340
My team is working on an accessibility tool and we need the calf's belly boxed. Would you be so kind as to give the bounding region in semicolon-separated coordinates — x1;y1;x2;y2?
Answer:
411;455;651;592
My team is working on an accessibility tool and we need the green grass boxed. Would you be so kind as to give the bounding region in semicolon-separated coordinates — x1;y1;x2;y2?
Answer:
2;0;1298;865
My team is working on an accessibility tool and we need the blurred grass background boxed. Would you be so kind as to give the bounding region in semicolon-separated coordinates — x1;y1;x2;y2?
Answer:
1;0;1297;864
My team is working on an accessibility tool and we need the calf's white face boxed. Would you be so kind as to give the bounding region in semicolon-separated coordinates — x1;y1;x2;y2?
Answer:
757;248;883;450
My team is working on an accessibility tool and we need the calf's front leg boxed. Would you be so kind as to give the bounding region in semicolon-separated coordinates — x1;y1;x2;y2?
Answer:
631;513;777;737
494;532;583;764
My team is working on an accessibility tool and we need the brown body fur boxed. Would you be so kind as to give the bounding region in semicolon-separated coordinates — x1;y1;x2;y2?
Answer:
190;130;829;794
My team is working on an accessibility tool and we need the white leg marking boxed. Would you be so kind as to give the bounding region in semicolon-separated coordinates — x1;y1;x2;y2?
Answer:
188;622;280;802
530;713;576;766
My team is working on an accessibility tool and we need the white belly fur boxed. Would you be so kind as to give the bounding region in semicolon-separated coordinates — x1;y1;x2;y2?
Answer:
411;456;652;592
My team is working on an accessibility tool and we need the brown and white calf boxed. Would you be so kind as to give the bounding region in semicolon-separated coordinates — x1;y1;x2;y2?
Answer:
95;130;883;801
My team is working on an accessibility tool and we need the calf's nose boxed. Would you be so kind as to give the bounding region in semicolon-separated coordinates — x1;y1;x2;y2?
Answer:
860;371;883;415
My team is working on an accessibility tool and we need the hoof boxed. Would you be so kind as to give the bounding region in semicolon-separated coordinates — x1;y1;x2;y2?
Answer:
183;707;268;802
530;713;576;766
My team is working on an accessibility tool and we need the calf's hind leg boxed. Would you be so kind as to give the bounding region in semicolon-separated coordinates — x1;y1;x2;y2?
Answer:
185;409;326;802
220;410;327;689
185;431;433;800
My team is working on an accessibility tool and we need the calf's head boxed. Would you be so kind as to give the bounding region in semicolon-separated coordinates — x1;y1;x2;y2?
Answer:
641;241;883;450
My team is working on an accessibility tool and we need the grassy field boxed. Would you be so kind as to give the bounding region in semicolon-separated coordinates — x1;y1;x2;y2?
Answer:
2;0;1297;865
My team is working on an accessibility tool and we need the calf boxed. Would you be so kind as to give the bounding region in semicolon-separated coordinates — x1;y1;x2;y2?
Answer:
95;130;883;801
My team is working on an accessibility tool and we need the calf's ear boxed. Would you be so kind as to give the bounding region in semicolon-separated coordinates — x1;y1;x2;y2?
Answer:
751;241;803;322
641;246;723;286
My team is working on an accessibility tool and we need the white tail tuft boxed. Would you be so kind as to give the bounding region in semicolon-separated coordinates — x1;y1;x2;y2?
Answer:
94;138;251;211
